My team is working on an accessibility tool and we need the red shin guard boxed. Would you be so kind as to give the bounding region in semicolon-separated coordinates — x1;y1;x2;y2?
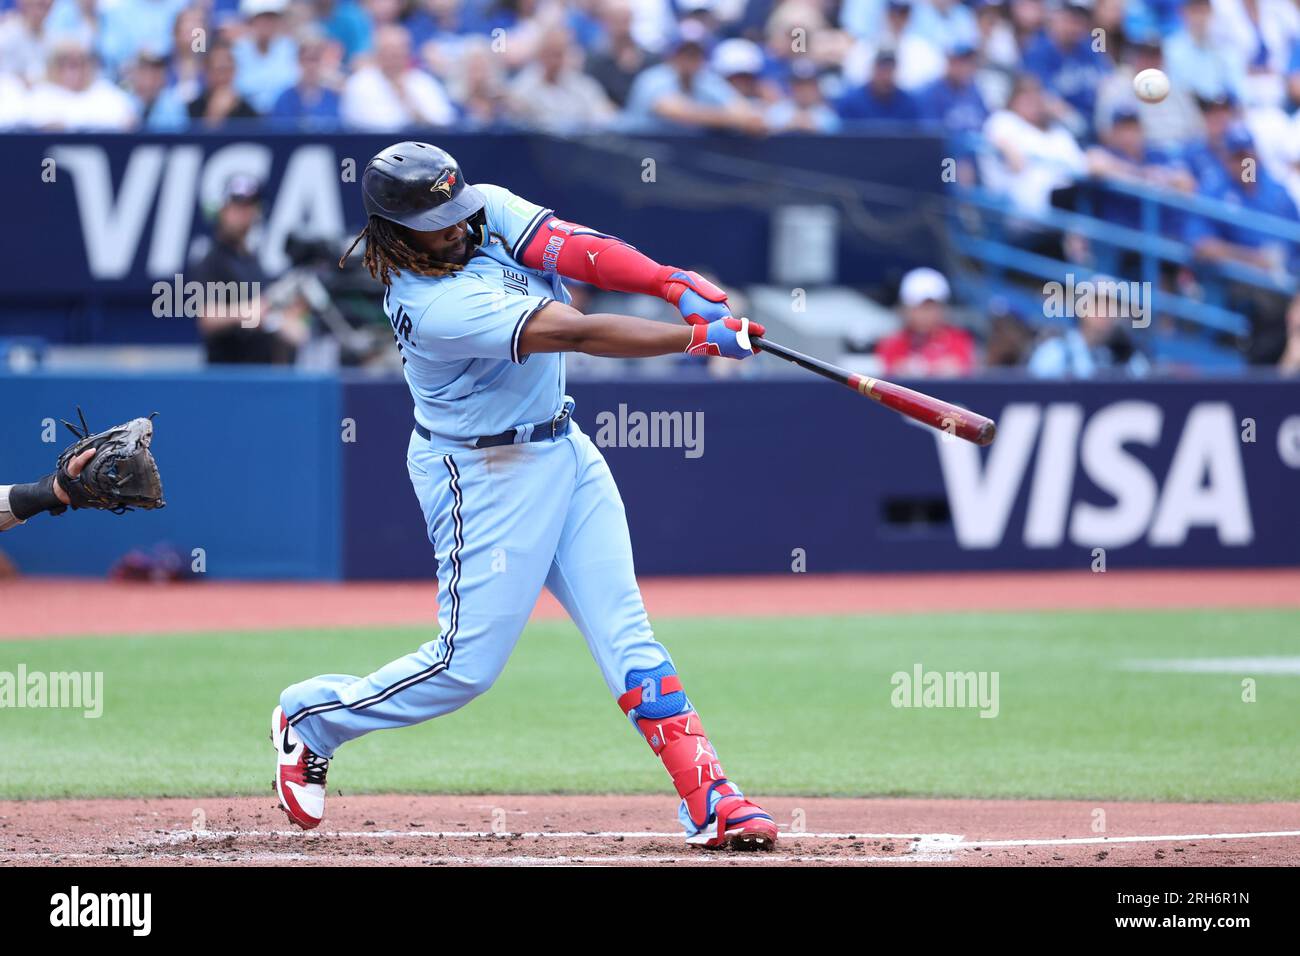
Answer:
633;711;736;829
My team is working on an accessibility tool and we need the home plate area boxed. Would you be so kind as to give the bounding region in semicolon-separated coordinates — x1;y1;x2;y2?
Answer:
3;795;1298;867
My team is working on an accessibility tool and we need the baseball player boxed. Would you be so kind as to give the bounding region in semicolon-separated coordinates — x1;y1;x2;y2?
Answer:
273;141;778;850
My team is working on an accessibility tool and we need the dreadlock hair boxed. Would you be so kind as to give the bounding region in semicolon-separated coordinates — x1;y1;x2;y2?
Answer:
340;216;508;286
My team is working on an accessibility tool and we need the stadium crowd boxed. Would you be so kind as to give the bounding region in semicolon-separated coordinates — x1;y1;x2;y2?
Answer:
4;0;1300;373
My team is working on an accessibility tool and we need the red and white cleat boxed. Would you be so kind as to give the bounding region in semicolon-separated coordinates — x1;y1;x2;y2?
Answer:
686;795;779;851
271;705;329;830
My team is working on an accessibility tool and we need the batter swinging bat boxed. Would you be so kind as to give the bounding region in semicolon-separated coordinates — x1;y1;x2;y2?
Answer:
751;337;997;446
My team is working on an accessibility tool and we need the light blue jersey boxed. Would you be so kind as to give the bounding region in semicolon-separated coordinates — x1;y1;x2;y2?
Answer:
382;183;571;445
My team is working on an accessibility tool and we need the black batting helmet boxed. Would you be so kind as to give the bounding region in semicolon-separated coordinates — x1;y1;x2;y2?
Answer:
360;141;486;234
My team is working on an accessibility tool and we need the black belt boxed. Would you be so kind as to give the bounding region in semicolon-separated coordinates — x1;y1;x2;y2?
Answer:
415;399;575;449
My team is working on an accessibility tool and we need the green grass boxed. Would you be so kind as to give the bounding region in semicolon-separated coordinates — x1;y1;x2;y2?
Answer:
1;609;1297;801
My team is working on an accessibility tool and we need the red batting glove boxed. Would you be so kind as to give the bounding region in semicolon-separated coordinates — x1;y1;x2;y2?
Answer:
685;316;766;359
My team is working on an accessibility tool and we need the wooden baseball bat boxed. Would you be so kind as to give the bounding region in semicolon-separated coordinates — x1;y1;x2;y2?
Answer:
751;336;997;446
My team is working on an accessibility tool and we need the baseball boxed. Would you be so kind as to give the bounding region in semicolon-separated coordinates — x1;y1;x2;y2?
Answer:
1133;68;1170;104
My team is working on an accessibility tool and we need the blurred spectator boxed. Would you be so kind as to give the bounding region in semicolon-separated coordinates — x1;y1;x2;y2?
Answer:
980;73;1097;218
188;36;260;126
1008;0;1047;47
1212;0;1300;109
269;28;342;128
1094;29;1203;151
125;50;190;130
443;35;511;127
1280;292;1300;374
972;0;1019;108
623;19;766;134
1163;0;1246;102
835;49;921;121
505;24;615;131
340;23;455;129
234;0;301;113
0;69;29;127
1185;125;1299;277
765;58;839;132
712;37;778;108
1027;280;1150;377
1182;92;1241;192
844;0;945;93
170;6;211;105
984;299;1035;365
406;0;477;50
910;0;979;52
26;40;138;130
1083;106;1194;274
0;0;55;84
874;268;976;376
191;175;307;365
918;41;988;134
1021;0;1110;136
586;0;658;107
44;0;98;49
99;0;189;76
318;0;372;63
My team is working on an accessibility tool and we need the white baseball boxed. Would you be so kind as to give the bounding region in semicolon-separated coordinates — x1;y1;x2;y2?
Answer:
1133;68;1170;104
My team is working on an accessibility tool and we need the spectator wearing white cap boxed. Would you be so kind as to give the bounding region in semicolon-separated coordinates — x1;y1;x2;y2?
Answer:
712;37;777;109
341;23;455;130
873;267;976;377
234;0;301;113
26;39;139;130
505;23;616;132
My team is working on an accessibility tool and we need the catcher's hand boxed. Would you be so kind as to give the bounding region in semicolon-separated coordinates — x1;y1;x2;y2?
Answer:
53;408;166;514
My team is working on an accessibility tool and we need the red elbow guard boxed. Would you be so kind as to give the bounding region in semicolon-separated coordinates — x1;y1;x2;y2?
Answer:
518;215;683;300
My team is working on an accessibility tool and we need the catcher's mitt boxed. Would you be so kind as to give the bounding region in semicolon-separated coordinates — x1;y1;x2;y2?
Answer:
53;408;166;514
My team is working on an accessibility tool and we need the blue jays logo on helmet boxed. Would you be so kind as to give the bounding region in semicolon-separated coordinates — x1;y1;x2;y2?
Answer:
361;141;486;233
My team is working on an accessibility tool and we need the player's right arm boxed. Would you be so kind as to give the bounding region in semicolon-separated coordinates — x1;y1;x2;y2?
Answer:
519;300;764;360
477;184;736;327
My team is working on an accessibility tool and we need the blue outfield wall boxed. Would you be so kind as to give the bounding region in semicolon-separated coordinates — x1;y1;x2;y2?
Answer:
0;370;341;579
3;370;1298;579
342;376;1300;579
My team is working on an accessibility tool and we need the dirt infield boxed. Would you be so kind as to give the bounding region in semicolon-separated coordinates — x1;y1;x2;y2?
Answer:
2;795;1297;867
4;568;1300;639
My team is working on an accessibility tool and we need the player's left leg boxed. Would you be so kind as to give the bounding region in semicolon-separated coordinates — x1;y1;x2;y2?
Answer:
544;423;777;851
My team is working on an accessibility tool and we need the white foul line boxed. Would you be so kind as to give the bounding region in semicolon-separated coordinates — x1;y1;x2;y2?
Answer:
165;829;953;842
943;830;1300;850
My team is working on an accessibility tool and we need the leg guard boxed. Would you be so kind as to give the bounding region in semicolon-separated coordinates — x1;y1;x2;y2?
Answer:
621;664;777;848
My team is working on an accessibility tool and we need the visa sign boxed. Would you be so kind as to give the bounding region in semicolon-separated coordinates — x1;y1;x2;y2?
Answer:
935;401;1253;550
47;142;345;280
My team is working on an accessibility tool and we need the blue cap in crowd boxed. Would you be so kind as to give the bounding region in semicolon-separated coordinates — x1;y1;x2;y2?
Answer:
1111;104;1140;125
1224;123;1255;152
